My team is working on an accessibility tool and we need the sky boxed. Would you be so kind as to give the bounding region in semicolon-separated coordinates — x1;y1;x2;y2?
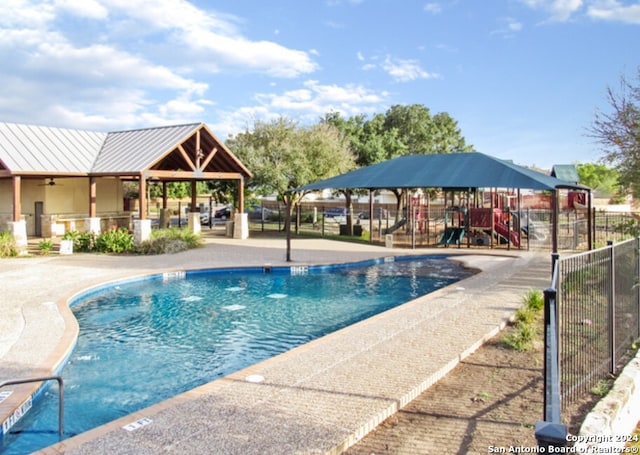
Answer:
0;0;639;170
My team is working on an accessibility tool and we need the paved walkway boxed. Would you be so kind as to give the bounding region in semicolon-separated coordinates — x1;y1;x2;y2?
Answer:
0;232;551;454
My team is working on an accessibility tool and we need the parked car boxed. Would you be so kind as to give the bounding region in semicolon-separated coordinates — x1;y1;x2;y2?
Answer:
358;209;388;219
323;207;347;218
247;205;277;220
214;206;232;219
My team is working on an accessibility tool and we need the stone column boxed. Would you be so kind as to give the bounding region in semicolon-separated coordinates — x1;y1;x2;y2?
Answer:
84;217;101;235
233;213;249;239
133;219;152;243
8;220;27;253
188;212;201;234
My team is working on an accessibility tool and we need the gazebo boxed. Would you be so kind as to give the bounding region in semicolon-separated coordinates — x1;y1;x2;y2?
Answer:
0;122;252;247
296;152;590;252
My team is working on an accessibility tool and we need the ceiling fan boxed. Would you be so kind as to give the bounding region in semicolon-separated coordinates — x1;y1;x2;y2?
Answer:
39;178;62;186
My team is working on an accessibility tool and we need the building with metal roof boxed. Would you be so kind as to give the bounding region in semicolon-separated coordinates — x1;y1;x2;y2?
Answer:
550;164;580;184
0;122;252;244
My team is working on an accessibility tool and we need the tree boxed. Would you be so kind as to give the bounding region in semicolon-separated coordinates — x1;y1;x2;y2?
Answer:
590;67;640;200
227;117;354;203
227;117;355;260
383;104;473;155
324;105;473;221
576;163;623;202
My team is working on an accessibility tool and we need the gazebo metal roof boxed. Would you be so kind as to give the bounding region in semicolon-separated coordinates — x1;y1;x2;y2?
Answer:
297;152;584;192
0;121;252;179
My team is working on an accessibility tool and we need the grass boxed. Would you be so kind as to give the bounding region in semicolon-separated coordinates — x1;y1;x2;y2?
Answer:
502;289;544;352
589;379;612;397
138;227;203;254
0;231;18;257
38;239;53;255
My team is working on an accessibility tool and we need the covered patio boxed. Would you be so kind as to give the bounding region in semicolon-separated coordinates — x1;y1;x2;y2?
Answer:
0;122;252;248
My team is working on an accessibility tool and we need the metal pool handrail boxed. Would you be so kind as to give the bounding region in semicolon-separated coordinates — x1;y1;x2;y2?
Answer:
1;375;64;437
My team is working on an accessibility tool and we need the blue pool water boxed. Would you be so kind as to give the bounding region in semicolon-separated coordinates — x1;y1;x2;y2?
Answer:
1;255;471;454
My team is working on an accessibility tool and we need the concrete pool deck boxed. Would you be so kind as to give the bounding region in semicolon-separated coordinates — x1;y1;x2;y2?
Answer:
0;233;551;454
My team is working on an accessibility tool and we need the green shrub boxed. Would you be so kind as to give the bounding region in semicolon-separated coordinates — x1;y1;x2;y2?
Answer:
63;230;96;252
138;228;203;255
0;231;18;257
503;323;536;352
94;227;135;253
502;289;544;352
38;239;53;255
524;289;544;312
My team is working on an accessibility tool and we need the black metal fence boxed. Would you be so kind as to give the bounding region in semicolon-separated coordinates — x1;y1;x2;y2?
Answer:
557;238;640;407
536;238;640;446
245;202;638;252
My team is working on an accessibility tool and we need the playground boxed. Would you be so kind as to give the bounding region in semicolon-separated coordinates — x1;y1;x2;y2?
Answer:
294;153;592;252
251;186;598;252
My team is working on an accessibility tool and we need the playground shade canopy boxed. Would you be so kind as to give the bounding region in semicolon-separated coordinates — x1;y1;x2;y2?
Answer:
296;152;584;192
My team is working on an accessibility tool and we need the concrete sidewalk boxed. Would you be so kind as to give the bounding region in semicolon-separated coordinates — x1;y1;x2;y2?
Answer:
0;234;551;454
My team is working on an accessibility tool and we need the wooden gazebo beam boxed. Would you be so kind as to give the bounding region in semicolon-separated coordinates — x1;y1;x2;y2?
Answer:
89;177;97;218
12;175;21;222
139;175;147;220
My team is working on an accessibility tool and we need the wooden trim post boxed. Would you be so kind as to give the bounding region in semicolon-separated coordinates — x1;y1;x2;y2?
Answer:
139;175;147;220
12;175;21;222
89;177;97;218
237;177;244;213
190;181;197;212
162;181;168;209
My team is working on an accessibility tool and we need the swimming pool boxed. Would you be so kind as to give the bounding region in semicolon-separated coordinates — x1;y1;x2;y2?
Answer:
1;255;472;454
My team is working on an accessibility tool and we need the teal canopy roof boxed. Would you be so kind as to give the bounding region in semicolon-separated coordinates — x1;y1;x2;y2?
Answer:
551;164;580;184
297;153;585;192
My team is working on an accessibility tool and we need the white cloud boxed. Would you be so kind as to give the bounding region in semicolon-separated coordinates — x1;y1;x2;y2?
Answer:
587;0;640;24
521;0;640;23
509;20;524;31
491;17;524;35
0;0;55;27
424;2;443;14
54;0;109;19
99;0;318;78
209;80;388;137
0;0;322;130
520;0;584;21
381;56;438;82
213;77;385;139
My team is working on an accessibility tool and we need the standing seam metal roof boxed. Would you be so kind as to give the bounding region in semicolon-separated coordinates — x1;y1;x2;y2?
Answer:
0;122;245;176
91;123;201;174
296;153;585;191
0;123;105;173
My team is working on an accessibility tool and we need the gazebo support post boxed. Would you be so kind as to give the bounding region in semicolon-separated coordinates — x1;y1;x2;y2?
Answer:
368;189;374;244
285;192;292;262
159;181;170;228
188;180;201;234
233;176;248;239
8;175;27;250
85;177;100;235
134;175;151;243
551;189;558;254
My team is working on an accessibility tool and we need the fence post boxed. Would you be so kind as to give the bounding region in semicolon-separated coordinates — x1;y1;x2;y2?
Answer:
607;240;616;374
535;283;568;449
637;237;640;340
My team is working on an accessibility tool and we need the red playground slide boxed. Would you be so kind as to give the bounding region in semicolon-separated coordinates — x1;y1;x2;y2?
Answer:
494;222;520;247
